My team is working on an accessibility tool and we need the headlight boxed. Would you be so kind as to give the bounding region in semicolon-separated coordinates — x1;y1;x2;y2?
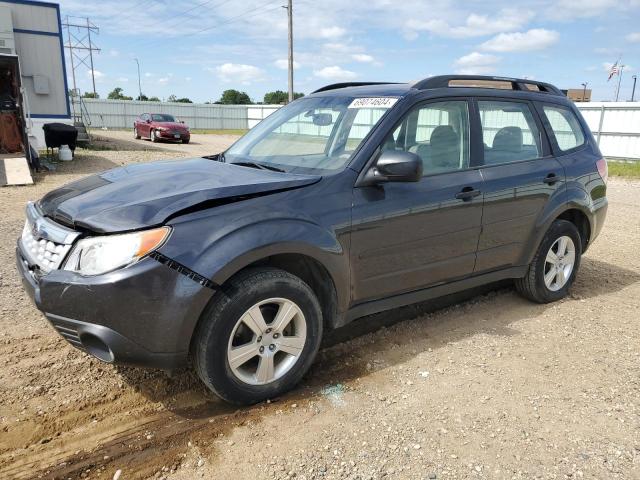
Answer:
63;226;170;276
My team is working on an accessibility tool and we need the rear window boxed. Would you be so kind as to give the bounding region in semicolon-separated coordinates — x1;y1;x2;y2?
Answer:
542;105;585;152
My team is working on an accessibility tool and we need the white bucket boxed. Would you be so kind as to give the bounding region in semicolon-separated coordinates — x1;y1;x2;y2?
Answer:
59;145;73;162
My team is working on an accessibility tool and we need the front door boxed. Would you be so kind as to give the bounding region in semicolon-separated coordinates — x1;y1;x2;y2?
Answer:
350;99;484;303
474;98;566;272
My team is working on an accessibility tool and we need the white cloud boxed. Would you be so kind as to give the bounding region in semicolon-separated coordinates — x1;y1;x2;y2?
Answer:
144;72;153;78
352;54;374;63
274;59;301;70
550;0;620;18
158;77;170;85
626;32;640;42
108;49;119;57
116;76;129;82
313;65;357;80
214;63;265;84
407;9;533;38
480;29;559;52
453;52;500;75
320;26;346;38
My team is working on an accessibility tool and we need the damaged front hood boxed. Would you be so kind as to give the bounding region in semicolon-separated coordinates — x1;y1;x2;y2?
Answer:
39;157;320;233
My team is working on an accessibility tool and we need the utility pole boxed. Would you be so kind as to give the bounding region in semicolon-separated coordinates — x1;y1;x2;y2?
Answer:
581;82;588;102
632;75;637;102
63;16;100;108
285;0;294;103
134;58;142;100
615;64;625;102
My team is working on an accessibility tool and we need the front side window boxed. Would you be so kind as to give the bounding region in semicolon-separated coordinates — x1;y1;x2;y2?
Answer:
542;105;585;152
479;101;542;165
225;96;397;174
381;100;470;175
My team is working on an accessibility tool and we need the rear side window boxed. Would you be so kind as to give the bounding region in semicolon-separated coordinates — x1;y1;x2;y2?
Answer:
478;101;542;165
542;105;585;152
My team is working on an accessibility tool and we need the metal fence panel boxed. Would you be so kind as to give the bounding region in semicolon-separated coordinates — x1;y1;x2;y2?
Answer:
78;99;640;160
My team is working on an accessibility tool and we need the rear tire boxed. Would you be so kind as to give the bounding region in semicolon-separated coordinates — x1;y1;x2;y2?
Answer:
182;138;190;144
515;219;582;303
134;127;141;139
193;267;323;405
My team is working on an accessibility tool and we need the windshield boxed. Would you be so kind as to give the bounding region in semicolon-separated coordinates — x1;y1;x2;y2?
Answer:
151;114;176;122
224;96;398;174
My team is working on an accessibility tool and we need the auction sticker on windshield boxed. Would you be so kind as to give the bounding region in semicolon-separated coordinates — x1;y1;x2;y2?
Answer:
348;97;398;109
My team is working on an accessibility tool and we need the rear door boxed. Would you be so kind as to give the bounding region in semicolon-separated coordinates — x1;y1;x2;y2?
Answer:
474;98;565;273
350;98;484;303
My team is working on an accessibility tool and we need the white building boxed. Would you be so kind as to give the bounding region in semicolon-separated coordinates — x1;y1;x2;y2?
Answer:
0;0;71;149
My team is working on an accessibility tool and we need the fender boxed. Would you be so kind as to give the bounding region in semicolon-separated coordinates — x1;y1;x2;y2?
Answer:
209;219;349;309
518;178;604;266
160;210;351;311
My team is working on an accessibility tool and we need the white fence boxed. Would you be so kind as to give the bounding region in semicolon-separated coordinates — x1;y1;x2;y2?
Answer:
79;98;282;131
77;98;640;160
576;102;640;160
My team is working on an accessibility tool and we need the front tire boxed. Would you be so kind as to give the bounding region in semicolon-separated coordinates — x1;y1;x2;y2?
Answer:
515;219;582;303
150;129;159;142
193;268;323;405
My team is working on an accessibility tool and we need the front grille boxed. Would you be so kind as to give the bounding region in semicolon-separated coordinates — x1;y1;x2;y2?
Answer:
19;202;80;274
20;222;71;272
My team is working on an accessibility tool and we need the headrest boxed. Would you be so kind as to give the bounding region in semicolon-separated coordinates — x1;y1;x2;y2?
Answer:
430;125;457;148
493;126;523;152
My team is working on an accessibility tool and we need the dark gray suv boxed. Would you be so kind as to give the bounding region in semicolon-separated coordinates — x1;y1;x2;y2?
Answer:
17;75;608;404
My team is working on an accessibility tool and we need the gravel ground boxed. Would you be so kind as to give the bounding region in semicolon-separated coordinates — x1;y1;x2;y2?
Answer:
0;131;639;480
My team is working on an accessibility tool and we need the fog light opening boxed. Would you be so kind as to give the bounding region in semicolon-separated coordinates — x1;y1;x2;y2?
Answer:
80;333;115;363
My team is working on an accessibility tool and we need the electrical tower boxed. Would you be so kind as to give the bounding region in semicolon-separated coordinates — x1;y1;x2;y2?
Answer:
62;16;100;104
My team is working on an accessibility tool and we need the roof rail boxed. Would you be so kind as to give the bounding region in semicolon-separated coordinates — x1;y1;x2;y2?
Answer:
413;75;563;96
312;82;401;94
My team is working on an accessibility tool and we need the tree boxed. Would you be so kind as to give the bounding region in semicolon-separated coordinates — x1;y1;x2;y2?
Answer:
175;97;192;103
263;90;304;104
82;91;99;99
107;87;132;100
136;94;149;101
148;96;161;102
218;89;253;105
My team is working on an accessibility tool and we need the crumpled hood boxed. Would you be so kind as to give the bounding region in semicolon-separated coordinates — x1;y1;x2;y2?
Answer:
39;158;320;233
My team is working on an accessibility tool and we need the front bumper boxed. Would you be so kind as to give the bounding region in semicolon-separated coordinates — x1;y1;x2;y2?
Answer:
157;130;189;141
16;245;214;370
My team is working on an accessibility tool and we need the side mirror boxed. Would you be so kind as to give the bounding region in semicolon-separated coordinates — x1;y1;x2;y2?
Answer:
146;119;151;124
362;150;423;185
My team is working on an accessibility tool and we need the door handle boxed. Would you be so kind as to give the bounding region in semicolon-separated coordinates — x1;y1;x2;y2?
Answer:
543;173;559;184
455;187;481;201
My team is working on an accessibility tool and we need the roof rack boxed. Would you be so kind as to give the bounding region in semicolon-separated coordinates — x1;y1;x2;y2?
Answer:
312;82;400;94
412;75;563;96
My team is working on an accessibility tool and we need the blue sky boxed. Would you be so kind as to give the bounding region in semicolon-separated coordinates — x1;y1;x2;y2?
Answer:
56;0;640;103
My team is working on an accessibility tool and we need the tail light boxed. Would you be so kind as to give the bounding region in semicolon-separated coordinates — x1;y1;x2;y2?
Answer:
596;157;608;183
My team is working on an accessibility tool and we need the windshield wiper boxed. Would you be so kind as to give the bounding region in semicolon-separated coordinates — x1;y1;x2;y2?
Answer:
231;161;285;173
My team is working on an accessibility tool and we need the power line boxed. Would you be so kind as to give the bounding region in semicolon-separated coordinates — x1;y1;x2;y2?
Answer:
130;0;283;51
127;0;235;43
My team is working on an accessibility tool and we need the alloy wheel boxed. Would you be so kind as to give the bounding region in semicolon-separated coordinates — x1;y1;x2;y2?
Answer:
544;235;576;291
227;298;307;385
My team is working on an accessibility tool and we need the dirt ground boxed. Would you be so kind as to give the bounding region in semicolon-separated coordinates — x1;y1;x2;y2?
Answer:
0;130;639;480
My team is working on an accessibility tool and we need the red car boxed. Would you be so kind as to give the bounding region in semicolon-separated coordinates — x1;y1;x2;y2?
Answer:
134;113;190;144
